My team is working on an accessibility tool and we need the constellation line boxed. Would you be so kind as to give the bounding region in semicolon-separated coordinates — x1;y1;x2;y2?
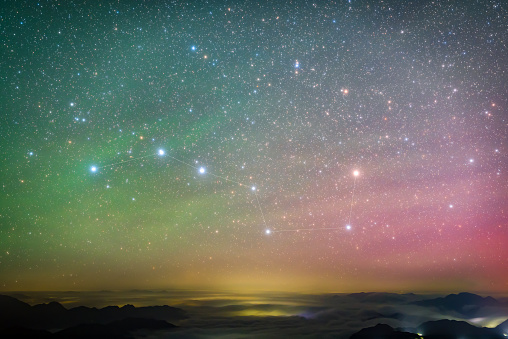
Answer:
348;175;357;226
90;149;269;232
272;227;345;233
269;170;360;233
95;154;155;169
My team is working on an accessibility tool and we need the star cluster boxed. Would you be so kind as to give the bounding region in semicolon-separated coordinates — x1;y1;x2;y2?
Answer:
1;1;507;293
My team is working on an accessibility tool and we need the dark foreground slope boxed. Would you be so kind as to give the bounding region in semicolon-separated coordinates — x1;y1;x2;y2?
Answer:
350;319;507;339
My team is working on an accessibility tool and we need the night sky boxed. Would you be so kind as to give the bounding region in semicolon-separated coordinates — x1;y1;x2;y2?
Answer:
1;1;507;293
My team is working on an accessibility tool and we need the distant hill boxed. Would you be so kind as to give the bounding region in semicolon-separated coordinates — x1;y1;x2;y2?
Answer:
412;292;499;316
346;292;418;303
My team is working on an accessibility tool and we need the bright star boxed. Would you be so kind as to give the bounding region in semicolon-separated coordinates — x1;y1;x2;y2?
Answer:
199;167;205;174
90;166;97;173
265;229;271;235
346;225;352;230
353;170;359;177
251;186;256;191
191;45;196;51
158;149;165;156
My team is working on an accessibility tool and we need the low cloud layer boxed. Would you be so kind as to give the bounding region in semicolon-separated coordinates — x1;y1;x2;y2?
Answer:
4;291;508;338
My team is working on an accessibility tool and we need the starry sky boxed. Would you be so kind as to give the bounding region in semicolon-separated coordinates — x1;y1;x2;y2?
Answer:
1;0;507;293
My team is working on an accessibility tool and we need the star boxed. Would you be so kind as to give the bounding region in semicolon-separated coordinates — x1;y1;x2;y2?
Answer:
4;0;508;298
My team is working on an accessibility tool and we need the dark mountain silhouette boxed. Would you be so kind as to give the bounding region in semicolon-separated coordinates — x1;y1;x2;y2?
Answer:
349;323;419;339
413;292;498;316
0;326;53;339
417;319;505;339
57;323;126;339
0;295;32;314
0;318;176;339
0;295;34;329
352;319;508;339
65;303;187;326
30;301;69;329
55;317;176;339
0;294;186;332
